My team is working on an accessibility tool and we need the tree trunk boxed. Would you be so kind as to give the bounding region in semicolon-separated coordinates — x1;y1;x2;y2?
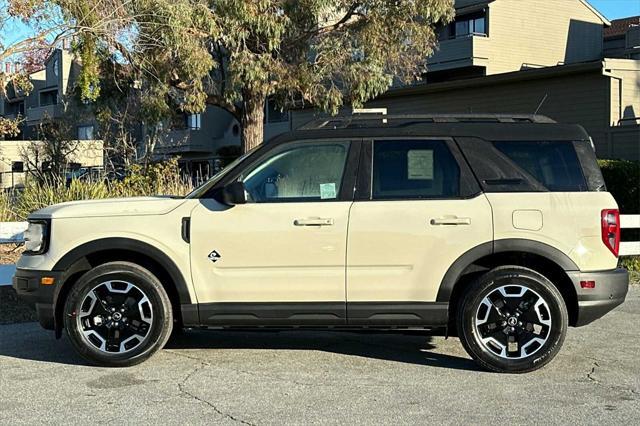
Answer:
240;91;265;154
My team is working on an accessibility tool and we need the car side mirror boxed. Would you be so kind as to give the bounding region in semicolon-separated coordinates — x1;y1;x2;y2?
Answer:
217;181;247;206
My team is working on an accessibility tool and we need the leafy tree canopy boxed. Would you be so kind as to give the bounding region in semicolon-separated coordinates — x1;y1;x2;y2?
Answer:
53;1;454;150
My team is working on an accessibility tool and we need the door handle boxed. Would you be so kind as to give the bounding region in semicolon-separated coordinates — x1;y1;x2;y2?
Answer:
294;218;334;226
430;217;471;226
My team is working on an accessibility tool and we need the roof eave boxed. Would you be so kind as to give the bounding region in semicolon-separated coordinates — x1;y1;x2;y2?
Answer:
381;61;605;99
579;0;611;27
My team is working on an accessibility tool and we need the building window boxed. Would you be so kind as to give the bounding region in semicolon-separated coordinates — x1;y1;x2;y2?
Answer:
77;125;94;140
186;113;201;130
266;99;289;123
11;161;24;173
452;13;487;38
39;89;58;106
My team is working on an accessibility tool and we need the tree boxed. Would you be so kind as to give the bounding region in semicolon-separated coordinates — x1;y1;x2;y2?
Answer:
60;0;454;152
20;112;84;180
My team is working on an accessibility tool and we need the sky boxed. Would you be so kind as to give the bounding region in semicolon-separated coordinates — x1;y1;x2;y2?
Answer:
588;0;640;20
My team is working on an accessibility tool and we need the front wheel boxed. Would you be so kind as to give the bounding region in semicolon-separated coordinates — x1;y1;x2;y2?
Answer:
64;261;173;367
457;266;568;373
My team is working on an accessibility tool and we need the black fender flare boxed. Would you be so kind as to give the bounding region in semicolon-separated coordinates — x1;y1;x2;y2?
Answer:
52;237;193;305
436;239;579;303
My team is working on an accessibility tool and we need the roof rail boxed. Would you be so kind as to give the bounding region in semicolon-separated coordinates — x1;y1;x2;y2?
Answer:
300;114;556;130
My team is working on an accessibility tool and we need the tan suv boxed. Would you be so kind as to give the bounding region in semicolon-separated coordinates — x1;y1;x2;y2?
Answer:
13;114;629;373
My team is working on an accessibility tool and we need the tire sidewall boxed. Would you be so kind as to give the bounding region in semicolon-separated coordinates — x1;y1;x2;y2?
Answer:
64;263;173;367
459;268;568;373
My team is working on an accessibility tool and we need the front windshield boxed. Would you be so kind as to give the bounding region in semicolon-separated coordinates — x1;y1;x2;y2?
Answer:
185;146;259;199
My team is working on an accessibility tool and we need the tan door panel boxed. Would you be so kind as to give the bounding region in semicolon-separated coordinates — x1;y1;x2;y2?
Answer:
347;195;493;302
190;200;351;303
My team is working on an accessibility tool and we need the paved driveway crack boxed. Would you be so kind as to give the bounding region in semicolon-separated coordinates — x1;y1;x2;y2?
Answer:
587;362;599;383
176;360;255;426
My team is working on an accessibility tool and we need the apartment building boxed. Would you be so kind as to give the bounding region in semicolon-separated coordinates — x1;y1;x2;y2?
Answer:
427;0;609;80
154;101;291;182
293;0;640;161
6;1;635;180
604;16;640;59
157;0;638;169
0;49;103;187
1;49;98;141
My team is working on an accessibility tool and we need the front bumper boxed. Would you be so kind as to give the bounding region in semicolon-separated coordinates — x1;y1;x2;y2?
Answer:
569;268;629;327
12;268;63;330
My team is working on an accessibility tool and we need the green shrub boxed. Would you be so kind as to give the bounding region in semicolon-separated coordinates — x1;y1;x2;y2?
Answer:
0;191;18;222
4;159;194;220
620;256;640;272
598;159;640;214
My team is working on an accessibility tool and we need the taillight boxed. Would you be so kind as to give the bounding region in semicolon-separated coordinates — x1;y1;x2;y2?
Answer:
601;209;620;257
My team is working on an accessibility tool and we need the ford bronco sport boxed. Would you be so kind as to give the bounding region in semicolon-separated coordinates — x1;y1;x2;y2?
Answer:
13;114;629;373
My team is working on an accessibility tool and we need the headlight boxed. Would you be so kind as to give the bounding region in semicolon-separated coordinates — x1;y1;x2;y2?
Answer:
24;220;49;254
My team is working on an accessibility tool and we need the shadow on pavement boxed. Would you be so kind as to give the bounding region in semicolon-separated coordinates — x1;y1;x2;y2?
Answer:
0;323;478;371
0;323;89;366
166;328;480;371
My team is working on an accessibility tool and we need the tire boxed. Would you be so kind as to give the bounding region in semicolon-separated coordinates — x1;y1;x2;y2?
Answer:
63;261;173;367
457;266;568;373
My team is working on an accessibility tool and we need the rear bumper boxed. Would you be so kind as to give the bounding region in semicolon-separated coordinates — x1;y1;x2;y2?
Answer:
568;268;629;327
12;268;62;330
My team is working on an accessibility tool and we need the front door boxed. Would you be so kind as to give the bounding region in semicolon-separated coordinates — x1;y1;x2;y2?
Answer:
346;138;493;325
190;140;358;325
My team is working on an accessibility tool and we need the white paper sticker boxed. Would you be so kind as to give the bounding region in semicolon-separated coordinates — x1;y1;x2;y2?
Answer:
320;183;337;199
407;149;434;180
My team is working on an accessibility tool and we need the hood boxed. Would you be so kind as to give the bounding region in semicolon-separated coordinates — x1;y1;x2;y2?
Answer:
29;196;188;219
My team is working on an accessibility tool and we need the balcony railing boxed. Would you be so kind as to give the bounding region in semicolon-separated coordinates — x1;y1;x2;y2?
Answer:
25;104;64;122
428;34;491;72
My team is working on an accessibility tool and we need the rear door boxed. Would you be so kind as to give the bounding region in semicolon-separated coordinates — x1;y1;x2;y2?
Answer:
346;138;493;325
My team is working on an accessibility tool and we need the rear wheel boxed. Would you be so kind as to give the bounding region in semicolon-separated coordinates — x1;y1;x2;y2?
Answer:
457;266;568;373
64;261;173;367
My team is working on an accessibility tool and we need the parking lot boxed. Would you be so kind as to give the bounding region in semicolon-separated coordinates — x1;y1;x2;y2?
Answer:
0;286;638;425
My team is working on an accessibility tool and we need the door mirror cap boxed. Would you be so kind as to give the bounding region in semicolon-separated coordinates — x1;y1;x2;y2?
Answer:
217;181;247;206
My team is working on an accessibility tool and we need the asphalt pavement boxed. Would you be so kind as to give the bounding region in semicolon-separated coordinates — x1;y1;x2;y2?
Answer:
1;287;638;425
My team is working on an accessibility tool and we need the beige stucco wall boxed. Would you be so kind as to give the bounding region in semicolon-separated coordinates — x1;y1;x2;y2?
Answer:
0;139;103;189
484;0;605;74
603;59;640;126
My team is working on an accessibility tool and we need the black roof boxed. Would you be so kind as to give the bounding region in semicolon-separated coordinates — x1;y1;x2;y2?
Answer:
300;114;556;130
272;114;590;143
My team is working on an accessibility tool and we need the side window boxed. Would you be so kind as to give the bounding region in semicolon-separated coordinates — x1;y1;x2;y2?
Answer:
242;141;350;202
493;141;587;191
372;140;461;199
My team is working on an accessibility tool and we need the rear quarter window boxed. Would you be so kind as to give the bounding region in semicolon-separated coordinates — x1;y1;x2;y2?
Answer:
493;141;587;191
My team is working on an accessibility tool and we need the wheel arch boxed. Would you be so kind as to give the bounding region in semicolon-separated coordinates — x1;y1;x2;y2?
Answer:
439;239;580;326
51;238;194;336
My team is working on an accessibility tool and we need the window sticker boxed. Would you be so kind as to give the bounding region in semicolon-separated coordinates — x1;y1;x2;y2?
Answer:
320;183;337;199
407;149;434;180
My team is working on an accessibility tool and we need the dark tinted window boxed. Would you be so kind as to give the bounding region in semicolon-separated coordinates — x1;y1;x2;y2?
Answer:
493;141;587;191
373;140;460;199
